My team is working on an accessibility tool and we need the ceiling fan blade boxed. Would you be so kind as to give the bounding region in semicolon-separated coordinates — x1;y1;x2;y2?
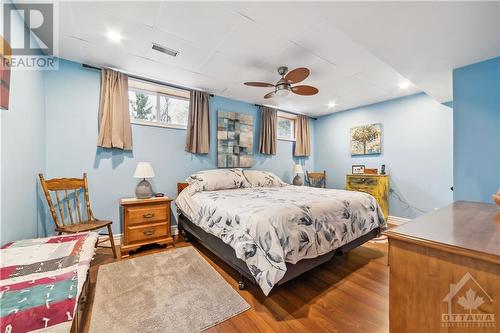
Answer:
284;67;310;84
244;81;275;88
264;91;275;99
291;85;319;96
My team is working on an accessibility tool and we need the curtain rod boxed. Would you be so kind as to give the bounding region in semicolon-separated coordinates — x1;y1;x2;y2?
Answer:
82;64;214;97
254;104;317;120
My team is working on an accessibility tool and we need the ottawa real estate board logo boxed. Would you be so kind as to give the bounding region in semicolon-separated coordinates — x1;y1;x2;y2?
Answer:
2;2;58;70
442;272;495;328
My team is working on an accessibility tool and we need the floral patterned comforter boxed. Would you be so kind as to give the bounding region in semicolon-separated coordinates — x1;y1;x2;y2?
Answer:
176;185;386;295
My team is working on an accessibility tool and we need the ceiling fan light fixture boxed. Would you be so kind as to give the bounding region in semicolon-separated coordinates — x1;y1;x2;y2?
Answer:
275;86;290;97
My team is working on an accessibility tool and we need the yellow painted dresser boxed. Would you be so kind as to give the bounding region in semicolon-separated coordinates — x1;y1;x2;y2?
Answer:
346;174;389;219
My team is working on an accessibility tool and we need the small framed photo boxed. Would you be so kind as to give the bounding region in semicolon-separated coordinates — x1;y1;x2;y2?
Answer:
352;165;365;174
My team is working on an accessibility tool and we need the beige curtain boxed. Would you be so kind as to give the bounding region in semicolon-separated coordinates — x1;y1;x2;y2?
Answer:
294;115;311;156
97;69;132;150
185;90;210;154
259;107;277;155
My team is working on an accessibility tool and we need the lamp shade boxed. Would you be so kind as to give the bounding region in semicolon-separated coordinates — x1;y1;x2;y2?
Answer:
293;164;304;174
133;162;155;179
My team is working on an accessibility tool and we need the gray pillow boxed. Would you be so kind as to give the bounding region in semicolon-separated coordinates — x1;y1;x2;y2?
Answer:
243;170;287;187
187;168;250;192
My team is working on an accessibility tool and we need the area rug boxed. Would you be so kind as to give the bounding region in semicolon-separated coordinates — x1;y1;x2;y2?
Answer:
89;246;250;333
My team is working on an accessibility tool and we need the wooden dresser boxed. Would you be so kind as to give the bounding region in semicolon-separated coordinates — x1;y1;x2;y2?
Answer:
346;174;389;219
385;202;500;333
120;197;174;257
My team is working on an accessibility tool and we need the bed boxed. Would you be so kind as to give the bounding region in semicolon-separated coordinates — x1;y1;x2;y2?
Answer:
0;232;98;333
176;169;387;295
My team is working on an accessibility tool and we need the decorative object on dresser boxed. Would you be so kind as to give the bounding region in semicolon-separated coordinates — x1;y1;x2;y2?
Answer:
120;196;174;257
385;202;500;333
39;173;118;258
217;110;254;168
89;247;250;333
133;162;155;198
292;164;304;185
305;170;326;188
350;123;382;156
380;164;386;175
352;164;365;174
346;174;389;219
364;168;378;174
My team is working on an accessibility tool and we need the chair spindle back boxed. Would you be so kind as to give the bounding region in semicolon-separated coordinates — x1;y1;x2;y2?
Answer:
39;173;93;228
306;171;327;188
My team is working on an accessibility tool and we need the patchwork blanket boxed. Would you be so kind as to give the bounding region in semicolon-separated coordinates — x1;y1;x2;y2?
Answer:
176;186;386;295
0;232;98;333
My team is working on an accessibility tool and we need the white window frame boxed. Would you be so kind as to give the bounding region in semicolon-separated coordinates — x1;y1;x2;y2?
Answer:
128;79;189;130
277;112;296;141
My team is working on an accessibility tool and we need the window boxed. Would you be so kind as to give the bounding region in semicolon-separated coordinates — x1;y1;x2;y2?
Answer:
128;79;190;129
277;112;296;141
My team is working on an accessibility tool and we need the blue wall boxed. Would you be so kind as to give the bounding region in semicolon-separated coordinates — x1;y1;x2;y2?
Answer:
314;93;454;219
453;56;500;203
0;9;47;243
41;59;314;235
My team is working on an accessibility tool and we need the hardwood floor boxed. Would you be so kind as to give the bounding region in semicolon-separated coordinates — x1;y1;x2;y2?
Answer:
82;237;389;333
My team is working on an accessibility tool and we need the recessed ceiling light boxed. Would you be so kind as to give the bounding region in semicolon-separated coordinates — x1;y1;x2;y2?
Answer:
105;29;123;43
328;101;337;108
399;81;411;90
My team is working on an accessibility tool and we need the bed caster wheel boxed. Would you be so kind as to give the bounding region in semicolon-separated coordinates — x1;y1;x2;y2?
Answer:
238;280;246;290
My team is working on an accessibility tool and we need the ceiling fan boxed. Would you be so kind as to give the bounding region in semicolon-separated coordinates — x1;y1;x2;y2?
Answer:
244;66;319;99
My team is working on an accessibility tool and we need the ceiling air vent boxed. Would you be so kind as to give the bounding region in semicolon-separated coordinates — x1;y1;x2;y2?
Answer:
151;43;179;57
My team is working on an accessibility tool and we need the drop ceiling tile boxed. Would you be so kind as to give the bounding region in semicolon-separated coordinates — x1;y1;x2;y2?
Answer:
67;4;153;57
155;2;245;49
76;1;164;28
56;36;85;63
242;2;328;43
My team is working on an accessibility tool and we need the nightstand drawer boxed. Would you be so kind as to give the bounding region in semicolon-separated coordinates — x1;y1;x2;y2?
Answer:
126;222;168;243
125;204;168;225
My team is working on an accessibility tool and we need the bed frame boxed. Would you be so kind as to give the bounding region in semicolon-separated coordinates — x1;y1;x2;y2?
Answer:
177;182;380;291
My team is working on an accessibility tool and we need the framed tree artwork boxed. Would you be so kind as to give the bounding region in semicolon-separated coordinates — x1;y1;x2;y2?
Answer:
350;123;382;156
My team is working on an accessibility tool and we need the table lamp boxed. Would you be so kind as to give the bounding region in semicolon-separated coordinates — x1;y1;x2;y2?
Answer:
293;164;304;186
134;162;155;198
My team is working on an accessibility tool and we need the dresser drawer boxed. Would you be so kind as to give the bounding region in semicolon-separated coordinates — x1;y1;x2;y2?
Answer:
125;204;168;225
126;222;168;244
347;176;379;188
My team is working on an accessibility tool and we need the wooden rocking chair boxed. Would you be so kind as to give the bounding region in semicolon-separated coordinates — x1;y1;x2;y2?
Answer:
39;173;117;258
305;170;327;188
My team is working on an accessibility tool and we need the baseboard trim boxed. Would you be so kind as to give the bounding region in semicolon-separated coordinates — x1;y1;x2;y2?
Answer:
98;225;179;246
387;215;410;226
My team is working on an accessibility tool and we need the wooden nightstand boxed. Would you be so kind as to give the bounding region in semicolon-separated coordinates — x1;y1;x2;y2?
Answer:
120;197;174;257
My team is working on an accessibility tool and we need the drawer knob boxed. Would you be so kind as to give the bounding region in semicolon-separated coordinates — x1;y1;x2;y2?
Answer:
143;230;155;236
143;213;155;219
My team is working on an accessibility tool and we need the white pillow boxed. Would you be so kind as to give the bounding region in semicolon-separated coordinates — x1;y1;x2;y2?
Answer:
187;168;250;192
243;170;287;187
